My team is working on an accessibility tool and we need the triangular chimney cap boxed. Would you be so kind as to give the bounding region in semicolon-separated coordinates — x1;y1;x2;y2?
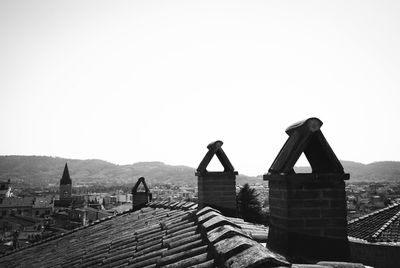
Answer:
268;118;344;175
132;177;150;193
285;117;323;135
196;140;235;173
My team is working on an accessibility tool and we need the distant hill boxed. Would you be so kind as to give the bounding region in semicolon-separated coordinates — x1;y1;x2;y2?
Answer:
0;156;399;187
294;160;400;182
0;156;198;187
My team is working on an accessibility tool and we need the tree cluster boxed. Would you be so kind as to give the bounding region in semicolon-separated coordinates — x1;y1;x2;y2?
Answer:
236;183;266;224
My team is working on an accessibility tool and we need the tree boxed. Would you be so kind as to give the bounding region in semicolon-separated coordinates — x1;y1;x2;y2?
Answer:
237;183;262;223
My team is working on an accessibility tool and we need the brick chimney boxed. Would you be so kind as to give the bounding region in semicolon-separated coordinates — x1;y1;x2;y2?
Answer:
264;118;350;261
196;140;238;217
132;177;152;210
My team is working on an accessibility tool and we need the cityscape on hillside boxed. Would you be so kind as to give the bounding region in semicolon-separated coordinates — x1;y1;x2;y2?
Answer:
1;1;399;267
1;126;400;267
0;118;400;268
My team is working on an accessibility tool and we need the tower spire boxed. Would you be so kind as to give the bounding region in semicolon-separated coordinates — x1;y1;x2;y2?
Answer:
60;163;72;185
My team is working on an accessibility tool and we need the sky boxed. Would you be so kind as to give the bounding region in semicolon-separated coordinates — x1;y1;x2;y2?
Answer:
0;0;399;176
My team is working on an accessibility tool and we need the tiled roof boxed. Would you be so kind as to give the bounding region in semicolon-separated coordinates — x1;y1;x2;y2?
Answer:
0;201;366;268
0;197;35;207
0;215;44;227
348;203;400;243
33;197;53;208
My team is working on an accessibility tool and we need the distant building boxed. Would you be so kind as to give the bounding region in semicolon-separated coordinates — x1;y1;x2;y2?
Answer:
0;197;53;218
59;163;72;200
370;195;385;209
54;163;84;209
0;197;34;217
32;197;54;217
0;180;12;199
69;207;112;226
0;215;46;241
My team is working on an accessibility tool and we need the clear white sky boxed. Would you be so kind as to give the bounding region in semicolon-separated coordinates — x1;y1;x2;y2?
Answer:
0;0;399;176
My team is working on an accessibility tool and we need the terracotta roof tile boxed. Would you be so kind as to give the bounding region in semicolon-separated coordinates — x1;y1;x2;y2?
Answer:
197;211;220;224
188;259;215;268
213;235;257;259
224;244;289;268
164;225;197;238
348;203;400;243
0;200;367;268
207;224;250;244
161;252;213;268
158;245;208;267
202;215;241;232
162;240;204;257
196;207;221;217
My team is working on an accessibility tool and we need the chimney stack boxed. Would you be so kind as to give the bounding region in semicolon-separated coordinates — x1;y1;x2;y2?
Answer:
264;118;350;261
132;177;152;210
196;140;238;217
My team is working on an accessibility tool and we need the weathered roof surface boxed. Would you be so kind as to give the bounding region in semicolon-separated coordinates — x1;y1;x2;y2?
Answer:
0;215;44;227
0;197;35;208
0;200;367;268
0;200;288;268
348;203;400;243
33;197;53;208
1;202;199;268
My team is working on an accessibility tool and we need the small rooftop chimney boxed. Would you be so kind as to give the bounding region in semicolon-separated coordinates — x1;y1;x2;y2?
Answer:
196;140;238;217
132;177;152;210
264;118;350;261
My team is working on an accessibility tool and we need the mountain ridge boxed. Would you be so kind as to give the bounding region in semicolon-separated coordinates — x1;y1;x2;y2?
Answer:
0;155;399;187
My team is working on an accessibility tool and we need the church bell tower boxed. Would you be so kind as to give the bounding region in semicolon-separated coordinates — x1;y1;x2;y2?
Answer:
60;163;72;200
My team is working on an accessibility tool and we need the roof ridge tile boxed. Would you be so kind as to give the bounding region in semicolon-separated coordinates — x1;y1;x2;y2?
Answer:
370;210;400;242
348;203;400;224
196;206;290;267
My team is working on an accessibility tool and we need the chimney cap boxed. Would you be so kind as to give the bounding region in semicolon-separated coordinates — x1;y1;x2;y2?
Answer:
267;118;345;176
197;140;235;173
285;117;323;135
132;177;150;193
207;140;223;150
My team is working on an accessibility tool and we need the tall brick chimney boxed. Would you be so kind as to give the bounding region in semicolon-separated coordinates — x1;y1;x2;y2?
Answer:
132;177;152;210
196;140;238;217
264;118;350;261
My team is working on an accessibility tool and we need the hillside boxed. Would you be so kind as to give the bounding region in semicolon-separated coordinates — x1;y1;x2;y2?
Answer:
294;160;400;182
0;156;199;187
0;156;399;187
